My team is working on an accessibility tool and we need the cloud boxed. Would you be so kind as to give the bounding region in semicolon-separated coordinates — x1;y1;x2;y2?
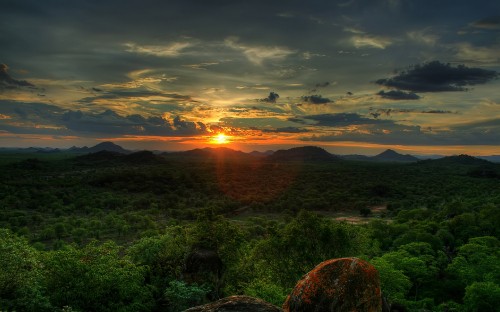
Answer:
407;30;438;46
351;35;393;49
376;61;498;92
263;127;310;133
183;62;219;70
370;108;454;117
172;115;208;134
260;92;280;103
302;94;332;104
471;16;500;30
303;113;386;127
309;81;333;93
455;43;500;64
0;101;210;137
62;110;209;136
315;81;331;88
288;117;307;124
224;37;294;65
78;90;191;104
377;90;420;100
421;110;454;114
0;64;35;89
124;42;192;57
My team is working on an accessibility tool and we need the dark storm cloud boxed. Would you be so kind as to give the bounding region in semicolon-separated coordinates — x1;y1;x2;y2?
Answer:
303;122;500;146
472;16;500;29
370;108;454;117
376;61;498;92
303;113;388;127
0;101;208;136
78;90;192;104
452;118;500;131
315;81;331;88
62;110;208;136
421;110;454;114
0;64;34;89
263;127;310;133
260;92;280;103
287;117;307;124
2;0;500;150
62;109;177;135
301;95;332;104
377;90;420;100
172;116;207;134
310;81;331;93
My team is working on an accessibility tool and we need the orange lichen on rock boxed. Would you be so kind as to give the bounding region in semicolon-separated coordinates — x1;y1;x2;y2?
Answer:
283;257;382;312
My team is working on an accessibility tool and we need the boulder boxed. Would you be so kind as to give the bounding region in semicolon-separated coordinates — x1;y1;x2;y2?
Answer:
185;295;283;312
283;257;382;312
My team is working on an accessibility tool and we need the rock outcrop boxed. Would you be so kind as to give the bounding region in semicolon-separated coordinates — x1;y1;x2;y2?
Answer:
186;257;382;312
184;295;283;312
283;257;382;312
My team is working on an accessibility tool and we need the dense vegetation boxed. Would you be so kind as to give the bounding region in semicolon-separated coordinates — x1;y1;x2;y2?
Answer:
0;150;499;311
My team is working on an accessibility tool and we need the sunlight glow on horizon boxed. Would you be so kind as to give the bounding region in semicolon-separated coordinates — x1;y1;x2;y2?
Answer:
211;133;230;145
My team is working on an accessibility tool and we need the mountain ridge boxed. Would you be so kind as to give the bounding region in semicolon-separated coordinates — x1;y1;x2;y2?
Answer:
1;143;499;163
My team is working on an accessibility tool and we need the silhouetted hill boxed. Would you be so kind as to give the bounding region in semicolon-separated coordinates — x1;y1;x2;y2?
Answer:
69;142;129;154
88;142;129;153
419;154;492;166
372;149;419;162
266;146;339;162
249;150;274;157
166;147;252;160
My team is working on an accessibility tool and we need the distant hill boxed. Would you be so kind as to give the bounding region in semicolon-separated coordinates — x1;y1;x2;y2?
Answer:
266;146;339;162
371;149;419;162
69;142;130;154
419;154;492;166
249;150;274;157
166;147;252;160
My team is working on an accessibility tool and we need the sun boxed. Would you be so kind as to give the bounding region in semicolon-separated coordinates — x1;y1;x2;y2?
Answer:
212;133;230;144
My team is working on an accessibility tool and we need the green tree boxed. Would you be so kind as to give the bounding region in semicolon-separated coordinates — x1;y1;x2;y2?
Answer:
371;257;411;302
245;211;369;291
447;236;500;286
163;280;209;312
463;282;500;312
376;242;440;301
42;241;153;311
127;227;188;301
0;228;51;311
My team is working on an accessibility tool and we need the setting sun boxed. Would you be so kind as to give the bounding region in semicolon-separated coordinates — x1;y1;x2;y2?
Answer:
212;133;230;144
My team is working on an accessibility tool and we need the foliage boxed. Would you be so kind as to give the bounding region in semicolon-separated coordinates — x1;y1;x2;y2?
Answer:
1;152;500;311
371;257;411;301
0;229;50;311
243;279;288;307
243;211;370;294
163;280;209;312
42;241;154;311
463;282;500;312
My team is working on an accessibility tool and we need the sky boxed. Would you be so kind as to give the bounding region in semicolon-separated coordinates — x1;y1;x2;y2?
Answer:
1;0;499;155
